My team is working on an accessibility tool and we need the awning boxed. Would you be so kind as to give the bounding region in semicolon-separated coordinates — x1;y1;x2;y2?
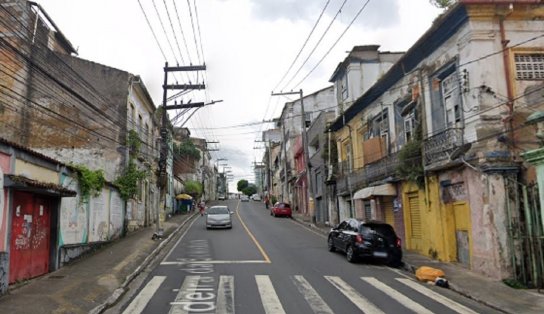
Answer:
4;174;77;197
176;193;193;200
353;183;396;200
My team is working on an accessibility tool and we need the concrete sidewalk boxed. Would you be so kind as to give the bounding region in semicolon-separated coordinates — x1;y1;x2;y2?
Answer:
0;211;197;314
291;213;544;314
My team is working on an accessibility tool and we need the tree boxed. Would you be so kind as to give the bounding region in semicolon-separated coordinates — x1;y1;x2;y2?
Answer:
242;184;257;196
237;179;249;192
184;180;203;198
429;0;456;9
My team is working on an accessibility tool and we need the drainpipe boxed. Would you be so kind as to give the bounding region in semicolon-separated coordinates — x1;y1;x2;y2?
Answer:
499;6;515;151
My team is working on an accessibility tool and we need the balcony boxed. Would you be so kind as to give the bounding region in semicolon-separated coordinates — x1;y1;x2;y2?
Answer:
335;153;400;194
423;128;464;169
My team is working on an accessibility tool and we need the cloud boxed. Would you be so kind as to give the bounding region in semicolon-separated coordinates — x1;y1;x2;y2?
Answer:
249;0;400;28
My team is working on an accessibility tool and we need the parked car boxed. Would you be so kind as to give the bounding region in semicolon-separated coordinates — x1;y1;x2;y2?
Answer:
327;219;402;267
241;195;249;202
205;206;233;229
252;194;261;201
218;194;226;200
270;202;292;218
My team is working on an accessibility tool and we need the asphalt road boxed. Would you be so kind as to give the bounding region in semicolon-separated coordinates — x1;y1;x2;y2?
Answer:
114;199;498;314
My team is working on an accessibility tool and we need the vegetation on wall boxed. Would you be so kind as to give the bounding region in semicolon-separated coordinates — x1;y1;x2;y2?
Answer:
127;129;141;154
321;132;338;178
73;164;105;202
114;160;147;201
429;0;456;8
396;124;425;187
184;180;203;198
173;140;201;161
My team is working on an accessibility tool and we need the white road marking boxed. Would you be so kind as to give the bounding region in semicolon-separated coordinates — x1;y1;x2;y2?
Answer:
169;276;200;314
161;260;268;265
325;276;385;314
293;275;334;314
397;278;479;314
361;277;435;314
162;216;200;262
216;275;235;314
255;275;286;314
122;276;166;314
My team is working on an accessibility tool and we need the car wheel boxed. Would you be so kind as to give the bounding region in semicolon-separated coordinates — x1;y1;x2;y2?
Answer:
386;252;402;268
346;245;357;263
327;237;336;252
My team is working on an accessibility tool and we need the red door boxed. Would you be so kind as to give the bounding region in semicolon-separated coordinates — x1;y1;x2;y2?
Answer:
9;191;52;283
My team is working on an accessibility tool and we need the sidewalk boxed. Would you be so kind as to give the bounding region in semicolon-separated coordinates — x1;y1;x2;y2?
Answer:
0;211;197;314
291;213;544;314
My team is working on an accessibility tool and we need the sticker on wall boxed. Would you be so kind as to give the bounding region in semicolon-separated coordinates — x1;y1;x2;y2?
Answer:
16;205;21;217
39;205;44;216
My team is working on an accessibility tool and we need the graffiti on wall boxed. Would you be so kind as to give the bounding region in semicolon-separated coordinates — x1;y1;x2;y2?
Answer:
109;191;123;239
59;179;88;246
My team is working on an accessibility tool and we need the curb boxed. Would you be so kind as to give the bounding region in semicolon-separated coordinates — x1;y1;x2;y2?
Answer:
90;212;198;314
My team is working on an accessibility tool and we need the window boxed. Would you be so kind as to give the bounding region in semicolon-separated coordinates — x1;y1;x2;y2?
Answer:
441;72;461;127
341;74;349;100
404;113;415;142
515;53;544;80
364;200;372;220
128;103;135;129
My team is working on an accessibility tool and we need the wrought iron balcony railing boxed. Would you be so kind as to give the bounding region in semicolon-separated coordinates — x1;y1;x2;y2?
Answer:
423;127;464;167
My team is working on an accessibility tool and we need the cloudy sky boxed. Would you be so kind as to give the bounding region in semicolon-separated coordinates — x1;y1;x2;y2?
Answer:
37;0;442;190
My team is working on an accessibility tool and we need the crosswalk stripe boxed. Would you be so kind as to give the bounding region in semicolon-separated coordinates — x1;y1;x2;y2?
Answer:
293;275;334;314
361;277;435;314
169;276;201;314
255;275;286;314
325;276;385;314
217;275;235;314
397;278;479;314
122;276;166;314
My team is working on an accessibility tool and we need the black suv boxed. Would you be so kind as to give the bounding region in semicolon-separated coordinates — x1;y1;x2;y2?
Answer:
327;219;402;267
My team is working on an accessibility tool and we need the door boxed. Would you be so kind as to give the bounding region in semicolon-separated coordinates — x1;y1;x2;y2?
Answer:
453;202;471;266
9;191;52;283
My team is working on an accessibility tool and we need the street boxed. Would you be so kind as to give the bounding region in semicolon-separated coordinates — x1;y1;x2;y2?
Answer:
110;200;498;314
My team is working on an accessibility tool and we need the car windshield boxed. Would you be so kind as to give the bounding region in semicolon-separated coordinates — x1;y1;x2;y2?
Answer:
208;207;229;215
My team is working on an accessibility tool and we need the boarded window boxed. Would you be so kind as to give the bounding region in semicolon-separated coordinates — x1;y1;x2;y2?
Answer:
515;53;544;80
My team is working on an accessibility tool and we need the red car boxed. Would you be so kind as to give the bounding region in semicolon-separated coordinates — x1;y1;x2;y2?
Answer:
270;202;292;218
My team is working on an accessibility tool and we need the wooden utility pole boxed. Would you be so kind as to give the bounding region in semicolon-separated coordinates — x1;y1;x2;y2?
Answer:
158;62;206;233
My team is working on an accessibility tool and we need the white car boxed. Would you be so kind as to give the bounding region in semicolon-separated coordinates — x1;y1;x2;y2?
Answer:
241;195;249;202
252;194;261;201
205;206;233;229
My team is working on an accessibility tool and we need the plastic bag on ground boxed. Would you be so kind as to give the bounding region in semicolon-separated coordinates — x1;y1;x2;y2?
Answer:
415;266;446;282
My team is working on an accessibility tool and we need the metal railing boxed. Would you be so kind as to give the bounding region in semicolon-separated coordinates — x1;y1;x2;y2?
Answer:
423;128;464;166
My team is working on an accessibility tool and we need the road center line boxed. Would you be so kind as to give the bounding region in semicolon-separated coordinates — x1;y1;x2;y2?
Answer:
235;201;271;263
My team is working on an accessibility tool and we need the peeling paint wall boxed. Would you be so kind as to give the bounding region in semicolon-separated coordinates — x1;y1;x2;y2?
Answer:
0;152;10;252
58;177;88;246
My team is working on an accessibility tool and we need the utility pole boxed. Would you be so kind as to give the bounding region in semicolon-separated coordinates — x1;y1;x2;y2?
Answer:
271;89;316;217
158;62;206;234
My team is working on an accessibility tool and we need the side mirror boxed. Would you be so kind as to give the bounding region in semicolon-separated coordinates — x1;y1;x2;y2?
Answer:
230;211;234;215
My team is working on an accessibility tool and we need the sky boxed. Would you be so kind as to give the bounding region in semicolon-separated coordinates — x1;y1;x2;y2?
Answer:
36;0;443;191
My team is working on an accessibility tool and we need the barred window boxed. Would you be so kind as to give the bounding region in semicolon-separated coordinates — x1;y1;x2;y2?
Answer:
515;54;544;80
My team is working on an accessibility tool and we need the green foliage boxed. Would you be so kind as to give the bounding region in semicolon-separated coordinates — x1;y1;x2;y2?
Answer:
184;180;203;198
73;164;105;202
502;278;527;289
114;160;147;201
429;0;455;8
322;133;338;176
237;179;249;192
127;129;141;155
242;184;257;196
174;140;201;161
270;195;277;205
396;125;424;187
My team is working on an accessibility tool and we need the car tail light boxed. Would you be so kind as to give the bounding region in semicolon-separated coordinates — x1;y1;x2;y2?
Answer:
396;237;402;247
355;234;364;243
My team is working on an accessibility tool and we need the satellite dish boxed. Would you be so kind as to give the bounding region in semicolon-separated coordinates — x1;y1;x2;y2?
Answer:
449;143;472;160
